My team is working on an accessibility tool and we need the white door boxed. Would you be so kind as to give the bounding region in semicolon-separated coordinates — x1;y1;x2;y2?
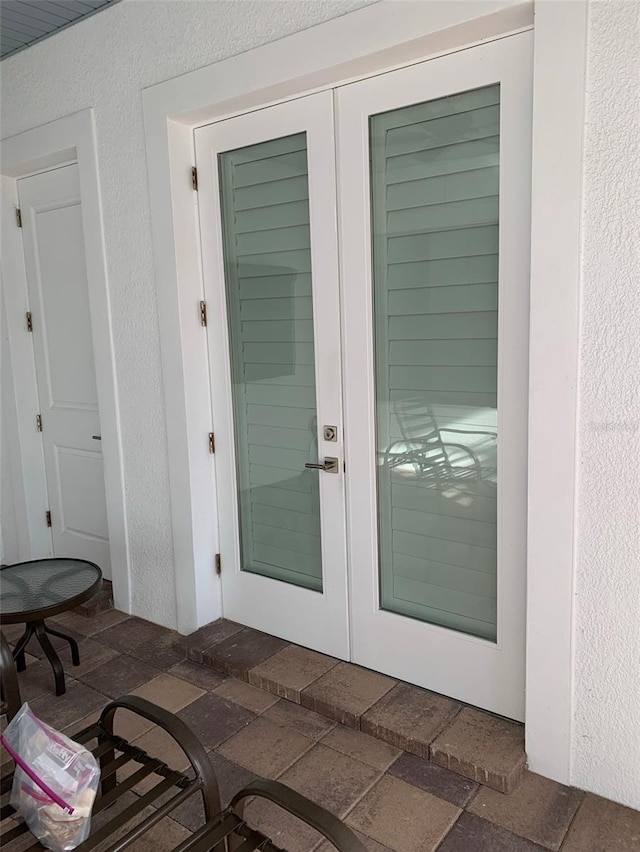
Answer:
196;32;532;719
195;92;350;658
18;164;111;578
339;33;532;720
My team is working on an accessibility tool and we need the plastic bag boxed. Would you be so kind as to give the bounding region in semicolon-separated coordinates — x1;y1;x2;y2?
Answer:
1;703;100;852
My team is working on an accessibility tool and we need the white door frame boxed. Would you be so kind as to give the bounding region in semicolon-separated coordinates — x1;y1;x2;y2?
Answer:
0;109;131;612
142;0;587;785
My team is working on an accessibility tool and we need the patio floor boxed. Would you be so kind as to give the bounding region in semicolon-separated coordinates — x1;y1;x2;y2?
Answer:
2;610;639;852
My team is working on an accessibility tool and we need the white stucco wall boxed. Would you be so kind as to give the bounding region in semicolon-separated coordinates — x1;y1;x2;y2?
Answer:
0;0;373;626
571;0;640;811
2;0;640;811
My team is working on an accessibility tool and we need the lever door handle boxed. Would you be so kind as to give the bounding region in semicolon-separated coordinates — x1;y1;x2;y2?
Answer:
92;435;102;441
305;457;339;474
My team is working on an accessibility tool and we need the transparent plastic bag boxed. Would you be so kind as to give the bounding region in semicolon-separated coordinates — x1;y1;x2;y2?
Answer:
1;703;100;852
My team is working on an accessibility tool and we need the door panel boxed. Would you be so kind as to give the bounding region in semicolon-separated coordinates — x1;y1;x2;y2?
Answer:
18;164;111;577
30;202;99;408
195;92;349;658
338;33;532;720
56;447;109;539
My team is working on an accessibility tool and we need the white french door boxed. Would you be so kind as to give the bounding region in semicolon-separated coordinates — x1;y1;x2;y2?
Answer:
339;34;532;721
195;92;350;659
196;32;532;719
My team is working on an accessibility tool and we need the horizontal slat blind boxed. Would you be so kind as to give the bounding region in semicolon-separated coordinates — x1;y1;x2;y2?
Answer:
370;85;500;641
219;133;322;592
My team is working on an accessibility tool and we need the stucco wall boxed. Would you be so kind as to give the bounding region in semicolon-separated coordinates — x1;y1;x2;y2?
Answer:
0;0;373;625
2;0;640;811
571;0;640;810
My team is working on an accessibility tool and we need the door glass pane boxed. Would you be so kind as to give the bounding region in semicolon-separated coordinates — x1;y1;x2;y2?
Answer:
219;133;322;592
370;86;500;641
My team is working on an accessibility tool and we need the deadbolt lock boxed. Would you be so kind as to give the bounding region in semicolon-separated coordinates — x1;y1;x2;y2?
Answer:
323;425;338;442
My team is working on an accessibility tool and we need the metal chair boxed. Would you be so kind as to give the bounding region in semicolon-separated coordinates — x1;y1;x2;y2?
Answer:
0;632;365;852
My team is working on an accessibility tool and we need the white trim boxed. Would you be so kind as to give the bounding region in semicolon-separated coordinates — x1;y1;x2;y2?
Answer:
0;109;131;612
525;0;588;783
143;119;220;636
142;0;585;782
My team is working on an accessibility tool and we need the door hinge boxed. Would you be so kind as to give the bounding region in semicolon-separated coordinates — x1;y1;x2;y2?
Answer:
46;511;52;527
16;207;22;228
199;300;207;327
208;432;215;454
26;311;33;333
191;166;198;191
36;414;42;432
215;553;221;576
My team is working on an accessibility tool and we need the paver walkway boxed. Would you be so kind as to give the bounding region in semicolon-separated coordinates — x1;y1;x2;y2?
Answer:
2;611;639;852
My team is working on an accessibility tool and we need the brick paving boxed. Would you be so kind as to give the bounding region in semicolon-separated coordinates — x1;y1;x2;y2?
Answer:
3;612;639;851
180;621;524;794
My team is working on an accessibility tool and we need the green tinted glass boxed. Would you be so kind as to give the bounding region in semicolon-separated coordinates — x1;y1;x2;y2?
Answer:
219;133;322;592
370;86;500;640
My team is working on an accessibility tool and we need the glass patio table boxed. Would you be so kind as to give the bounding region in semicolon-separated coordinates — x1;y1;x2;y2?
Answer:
0;558;102;696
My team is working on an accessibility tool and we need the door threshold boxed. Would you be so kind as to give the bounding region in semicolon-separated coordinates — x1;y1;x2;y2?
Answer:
177;618;526;795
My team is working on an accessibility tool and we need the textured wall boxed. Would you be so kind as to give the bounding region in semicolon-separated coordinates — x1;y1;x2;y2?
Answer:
3;0;640;809
0;0;373;625
1;288;18;563
572;0;640;810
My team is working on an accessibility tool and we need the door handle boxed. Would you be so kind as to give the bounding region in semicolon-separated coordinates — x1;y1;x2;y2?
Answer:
92;435;102;441
305;457;339;474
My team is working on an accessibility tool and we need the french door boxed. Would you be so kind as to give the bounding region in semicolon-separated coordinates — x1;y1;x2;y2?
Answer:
195;93;350;659
195;32;532;720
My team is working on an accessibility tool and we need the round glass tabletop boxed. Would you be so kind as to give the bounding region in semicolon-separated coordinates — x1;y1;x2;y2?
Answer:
0;558;102;623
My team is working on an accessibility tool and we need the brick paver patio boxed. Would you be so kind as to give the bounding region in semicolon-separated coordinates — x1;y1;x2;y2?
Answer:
2;610;639;851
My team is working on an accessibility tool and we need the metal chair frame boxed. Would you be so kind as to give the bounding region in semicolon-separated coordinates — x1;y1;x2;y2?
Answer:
0;633;365;852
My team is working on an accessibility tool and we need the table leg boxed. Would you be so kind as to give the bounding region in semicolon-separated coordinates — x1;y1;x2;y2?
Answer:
45;625;80;666
34;621;66;696
12;624;36;672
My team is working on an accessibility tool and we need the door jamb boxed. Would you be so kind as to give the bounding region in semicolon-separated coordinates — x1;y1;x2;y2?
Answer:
0;108;131;612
